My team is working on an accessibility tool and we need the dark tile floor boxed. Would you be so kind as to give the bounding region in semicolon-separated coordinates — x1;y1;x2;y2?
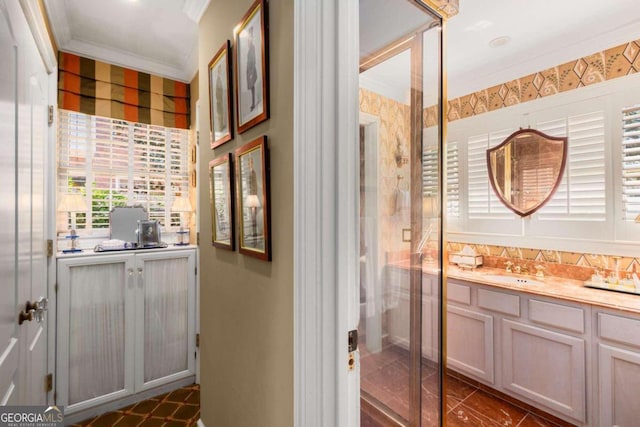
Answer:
72;384;200;427
361;345;576;427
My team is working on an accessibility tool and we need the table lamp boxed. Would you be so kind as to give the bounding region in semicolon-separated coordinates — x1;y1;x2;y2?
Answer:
171;196;193;246
245;194;261;241
58;193;87;253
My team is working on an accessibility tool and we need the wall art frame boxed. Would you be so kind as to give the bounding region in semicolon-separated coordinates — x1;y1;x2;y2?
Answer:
234;0;269;134
208;40;234;148
209;153;235;250
235;136;270;260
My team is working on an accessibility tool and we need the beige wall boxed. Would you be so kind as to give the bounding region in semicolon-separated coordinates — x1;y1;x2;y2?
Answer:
197;0;293;426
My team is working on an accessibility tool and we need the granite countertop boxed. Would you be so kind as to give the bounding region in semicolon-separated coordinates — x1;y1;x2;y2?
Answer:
386;260;640;315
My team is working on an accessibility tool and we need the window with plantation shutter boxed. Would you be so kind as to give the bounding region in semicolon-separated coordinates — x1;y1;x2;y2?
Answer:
466;129;514;218
421;143;459;217
446;142;460;217
57;109;190;235
536;111;606;220
622;105;640;221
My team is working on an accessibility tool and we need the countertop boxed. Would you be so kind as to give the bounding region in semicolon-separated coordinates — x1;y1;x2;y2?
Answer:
386;260;640;315
56;244;197;259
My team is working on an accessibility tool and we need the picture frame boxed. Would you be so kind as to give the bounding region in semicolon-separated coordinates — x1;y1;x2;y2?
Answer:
235;136;270;260
209;153;235;250
234;0;269;134
208;40;233;148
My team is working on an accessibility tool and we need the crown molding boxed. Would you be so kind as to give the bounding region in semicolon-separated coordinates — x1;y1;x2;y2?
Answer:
43;0;195;82
182;0;211;23
19;0;56;73
63;39;191;82
42;0;70;47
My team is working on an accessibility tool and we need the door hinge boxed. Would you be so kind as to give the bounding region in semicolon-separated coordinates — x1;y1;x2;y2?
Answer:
48;105;54;125
196;232;200;245
195;266;197;275
46;239;53;257
53;391;57;404
195;333;200;348
54;283;58;293
45;373;53;392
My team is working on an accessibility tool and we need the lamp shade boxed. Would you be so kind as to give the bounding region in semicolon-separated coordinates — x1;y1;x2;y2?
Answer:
58;193;87;212
171;196;193;212
245;194;261;209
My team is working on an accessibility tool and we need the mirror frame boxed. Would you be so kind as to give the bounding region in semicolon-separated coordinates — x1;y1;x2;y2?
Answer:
486;128;568;217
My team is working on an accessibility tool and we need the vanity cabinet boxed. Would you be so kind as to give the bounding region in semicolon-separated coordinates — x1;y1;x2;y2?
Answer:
386;266;438;361
56;248;196;414
501;320;586;421
596;311;640;427
447;279;587;424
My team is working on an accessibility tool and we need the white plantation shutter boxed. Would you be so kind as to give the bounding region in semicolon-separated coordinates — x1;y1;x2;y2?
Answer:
537;111;606;220
622;105;640;221
57;110;189;234
446;141;460;217
467;129;514;218
422;143;459;217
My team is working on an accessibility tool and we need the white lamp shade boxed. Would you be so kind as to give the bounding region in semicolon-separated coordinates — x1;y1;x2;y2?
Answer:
58;193;87;212
245;194;261;208
171;196;193;212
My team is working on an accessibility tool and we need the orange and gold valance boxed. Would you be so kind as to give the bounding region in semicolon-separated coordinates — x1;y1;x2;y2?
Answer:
58;52;190;129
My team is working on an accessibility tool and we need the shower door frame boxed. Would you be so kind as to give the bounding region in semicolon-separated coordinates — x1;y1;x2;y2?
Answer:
292;0;448;426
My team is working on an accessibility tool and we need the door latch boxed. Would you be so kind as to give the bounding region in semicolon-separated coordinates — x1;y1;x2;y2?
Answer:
348;329;358;352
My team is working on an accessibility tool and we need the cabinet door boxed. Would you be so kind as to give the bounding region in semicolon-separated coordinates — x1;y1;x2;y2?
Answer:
502;320;585;422
447;305;494;383
135;250;196;391
598;344;640;427
57;254;136;413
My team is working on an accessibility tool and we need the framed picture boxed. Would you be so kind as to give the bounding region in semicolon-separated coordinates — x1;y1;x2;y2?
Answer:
208;40;233;148
234;0;269;134
209;153;235;250
235;136;270;260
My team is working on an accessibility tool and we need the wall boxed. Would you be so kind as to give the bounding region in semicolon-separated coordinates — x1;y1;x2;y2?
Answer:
197;0;293;426
446;38;640;280
359;88;411;257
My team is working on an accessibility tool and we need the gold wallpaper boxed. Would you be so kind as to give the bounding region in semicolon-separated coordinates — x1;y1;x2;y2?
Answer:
359;88;411;255
444;38;640;123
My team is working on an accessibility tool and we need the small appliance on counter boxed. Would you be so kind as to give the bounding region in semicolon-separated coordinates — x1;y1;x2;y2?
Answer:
94;206;167;252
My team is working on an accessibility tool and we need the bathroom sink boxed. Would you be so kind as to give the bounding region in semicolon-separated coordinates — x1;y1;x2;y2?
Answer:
481;274;545;287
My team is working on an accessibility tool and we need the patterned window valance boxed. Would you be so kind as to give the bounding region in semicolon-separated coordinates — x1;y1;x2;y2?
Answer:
58;52;190;129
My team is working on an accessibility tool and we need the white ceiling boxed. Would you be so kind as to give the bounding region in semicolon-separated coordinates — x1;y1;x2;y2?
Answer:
361;0;640;102
44;0;208;82
43;0;640;90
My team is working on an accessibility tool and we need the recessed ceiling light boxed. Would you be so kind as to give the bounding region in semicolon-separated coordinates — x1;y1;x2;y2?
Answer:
489;36;511;48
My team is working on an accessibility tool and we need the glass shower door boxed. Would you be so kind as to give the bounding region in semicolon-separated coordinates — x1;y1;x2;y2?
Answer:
358;1;444;425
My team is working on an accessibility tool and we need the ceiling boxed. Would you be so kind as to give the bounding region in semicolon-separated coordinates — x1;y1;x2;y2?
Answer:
361;0;640;102
44;0;208;82
43;0;640;90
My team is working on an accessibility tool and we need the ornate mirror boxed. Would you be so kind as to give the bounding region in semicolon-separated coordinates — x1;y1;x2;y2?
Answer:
487;128;567;217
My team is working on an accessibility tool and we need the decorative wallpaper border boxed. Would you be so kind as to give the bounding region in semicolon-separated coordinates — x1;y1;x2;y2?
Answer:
420;38;640;129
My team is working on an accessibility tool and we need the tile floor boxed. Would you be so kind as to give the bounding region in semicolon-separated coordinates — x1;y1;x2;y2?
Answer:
71;353;573;427
361;345;576;427
71;384;200;427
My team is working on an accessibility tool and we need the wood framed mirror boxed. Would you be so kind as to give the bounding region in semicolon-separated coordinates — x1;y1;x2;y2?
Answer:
487;128;568;217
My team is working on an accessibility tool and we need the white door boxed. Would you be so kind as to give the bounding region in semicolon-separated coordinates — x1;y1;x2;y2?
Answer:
0;0;49;406
0;0;20;406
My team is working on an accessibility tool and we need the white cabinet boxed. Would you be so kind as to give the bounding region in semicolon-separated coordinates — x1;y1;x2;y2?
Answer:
56;249;196;414
447;279;588;425
596;311;640;427
502;320;586;422
447;305;494;383
386;267;438;361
